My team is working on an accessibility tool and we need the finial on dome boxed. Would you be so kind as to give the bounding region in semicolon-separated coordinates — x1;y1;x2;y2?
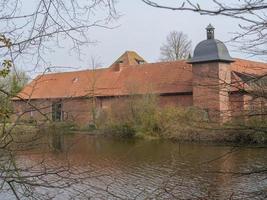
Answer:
206;24;215;40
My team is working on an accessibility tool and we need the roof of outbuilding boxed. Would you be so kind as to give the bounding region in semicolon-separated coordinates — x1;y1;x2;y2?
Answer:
16;59;193;100
230;59;267;92
231;58;267;75
232;71;257;83
15;52;267;100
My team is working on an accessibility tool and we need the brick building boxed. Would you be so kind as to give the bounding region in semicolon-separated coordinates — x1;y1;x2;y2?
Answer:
13;25;267;125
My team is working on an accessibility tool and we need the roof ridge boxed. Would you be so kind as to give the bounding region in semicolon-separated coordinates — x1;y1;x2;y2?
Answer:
120;60;189;69
39;67;107;76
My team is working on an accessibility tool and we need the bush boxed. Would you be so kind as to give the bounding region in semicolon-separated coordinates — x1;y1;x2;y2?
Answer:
98;94;210;139
97;94;267;144
98;94;161;138
107;122;136;138
228;114;267;144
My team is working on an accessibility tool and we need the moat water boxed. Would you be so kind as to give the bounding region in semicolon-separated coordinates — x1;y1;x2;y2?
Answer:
2;134;267;199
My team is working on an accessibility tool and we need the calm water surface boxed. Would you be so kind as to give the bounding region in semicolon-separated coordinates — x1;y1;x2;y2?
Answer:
5;134;267;199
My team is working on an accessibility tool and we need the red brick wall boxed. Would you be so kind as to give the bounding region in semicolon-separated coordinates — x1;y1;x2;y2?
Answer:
62;98;92;125
245;95;267;117
12;98;93;125
99;94;193;109
229;93;244;119
158;94;193;107
12;94;193;125
12;99;52;122
229;93;267;121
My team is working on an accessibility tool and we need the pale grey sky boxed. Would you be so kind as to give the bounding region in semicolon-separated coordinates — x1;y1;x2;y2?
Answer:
44;1;255;71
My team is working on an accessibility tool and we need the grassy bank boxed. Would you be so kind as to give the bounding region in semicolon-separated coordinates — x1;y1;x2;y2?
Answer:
2;118;267;146
98;115;267;144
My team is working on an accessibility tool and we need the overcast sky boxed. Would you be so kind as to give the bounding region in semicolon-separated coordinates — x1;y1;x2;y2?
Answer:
44;1;256;72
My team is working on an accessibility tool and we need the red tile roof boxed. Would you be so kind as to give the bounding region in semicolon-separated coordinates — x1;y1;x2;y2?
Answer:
231;58;267;75
16;60;192;100
15;52;267;100
230;59;267;92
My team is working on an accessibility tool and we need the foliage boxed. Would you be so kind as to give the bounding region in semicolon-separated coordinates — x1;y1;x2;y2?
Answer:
156;106;209;137
9;72;28;96
227;113;267;144
99;94;209;139
0;70;29;121
0;34;12;77
108;122;137;138
97;93;267;144
0;60;12;77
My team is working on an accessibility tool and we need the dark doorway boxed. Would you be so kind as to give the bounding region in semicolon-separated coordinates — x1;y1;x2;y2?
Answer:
52;101;62;121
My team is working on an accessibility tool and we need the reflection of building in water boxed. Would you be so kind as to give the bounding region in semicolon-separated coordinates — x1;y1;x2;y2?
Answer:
17;136;267;199
203;149;250;199
51;133;64;152
13;25;267;125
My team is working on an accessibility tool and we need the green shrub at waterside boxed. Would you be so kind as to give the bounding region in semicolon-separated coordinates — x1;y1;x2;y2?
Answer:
98;94;267;143
98;94;209;139
227;113;267;144
107;122;137;138
156;106;209;138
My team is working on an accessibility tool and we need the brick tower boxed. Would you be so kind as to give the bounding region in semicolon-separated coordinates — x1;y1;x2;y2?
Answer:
188;24;235;123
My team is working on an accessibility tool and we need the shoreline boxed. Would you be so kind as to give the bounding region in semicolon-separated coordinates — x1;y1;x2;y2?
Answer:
4;122;267;146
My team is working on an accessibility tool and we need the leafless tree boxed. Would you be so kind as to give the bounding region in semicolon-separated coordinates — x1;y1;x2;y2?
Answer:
87;55;102;127
0;0;117;73
160;31;192;61
0;0;118;199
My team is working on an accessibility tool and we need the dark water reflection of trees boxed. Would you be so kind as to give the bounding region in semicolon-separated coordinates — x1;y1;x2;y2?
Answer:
3;133;267;199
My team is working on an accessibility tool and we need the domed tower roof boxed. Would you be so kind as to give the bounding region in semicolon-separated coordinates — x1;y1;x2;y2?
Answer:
188;24;234;64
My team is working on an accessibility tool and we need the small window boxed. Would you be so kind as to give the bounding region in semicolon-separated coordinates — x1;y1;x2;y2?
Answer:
136;59;145;65
72;77;79;83
52;102;63;121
